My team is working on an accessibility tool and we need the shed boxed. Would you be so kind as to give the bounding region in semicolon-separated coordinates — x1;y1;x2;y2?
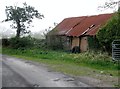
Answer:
47;13;113;52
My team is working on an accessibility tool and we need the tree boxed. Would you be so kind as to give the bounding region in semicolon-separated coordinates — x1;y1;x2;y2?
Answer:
97;0;120;54
98;0;120;10
97;10;120;54
3;2;44;38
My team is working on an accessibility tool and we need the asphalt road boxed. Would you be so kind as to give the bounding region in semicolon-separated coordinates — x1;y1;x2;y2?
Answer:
2;54;90;87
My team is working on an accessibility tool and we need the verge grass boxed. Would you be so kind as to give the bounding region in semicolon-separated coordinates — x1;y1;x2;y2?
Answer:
0;46;2;53
2;47;119;77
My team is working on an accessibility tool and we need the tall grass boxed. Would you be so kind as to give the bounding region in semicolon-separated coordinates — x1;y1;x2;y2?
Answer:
2;47;119;71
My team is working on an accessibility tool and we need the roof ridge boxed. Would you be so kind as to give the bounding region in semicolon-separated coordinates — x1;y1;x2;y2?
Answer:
64;13;113;20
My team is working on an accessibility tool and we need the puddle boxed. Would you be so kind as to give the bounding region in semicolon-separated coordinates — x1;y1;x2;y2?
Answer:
53;78;60;81
33;84;40;87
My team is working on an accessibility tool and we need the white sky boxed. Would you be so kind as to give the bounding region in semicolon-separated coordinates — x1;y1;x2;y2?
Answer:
0;0;118;34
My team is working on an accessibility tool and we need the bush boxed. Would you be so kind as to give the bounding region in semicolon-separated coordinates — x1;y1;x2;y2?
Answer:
97;11;120;54
9;36;34;49
33;39;47;49
2;38;10;47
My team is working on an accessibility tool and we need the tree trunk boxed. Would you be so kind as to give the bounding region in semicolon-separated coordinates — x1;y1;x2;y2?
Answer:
16;19;21;38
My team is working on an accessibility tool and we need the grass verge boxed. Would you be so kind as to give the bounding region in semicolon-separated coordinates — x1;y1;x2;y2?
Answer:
2;47;119;77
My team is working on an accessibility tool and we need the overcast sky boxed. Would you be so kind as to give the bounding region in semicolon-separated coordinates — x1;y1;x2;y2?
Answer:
0;0;118;35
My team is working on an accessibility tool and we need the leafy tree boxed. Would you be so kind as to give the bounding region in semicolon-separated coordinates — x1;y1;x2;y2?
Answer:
98;0;120;10
97;10;120;53
97;0;120;54
3;2;44;38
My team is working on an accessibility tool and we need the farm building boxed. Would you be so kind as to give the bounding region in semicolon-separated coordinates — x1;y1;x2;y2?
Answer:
47;13;113;52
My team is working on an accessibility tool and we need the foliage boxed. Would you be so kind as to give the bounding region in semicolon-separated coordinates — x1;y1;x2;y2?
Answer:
33;39;47;49
97;11;120;53
98;0;119;10
88;36;101;51
46;35;64;50
0;46;1;53
4;2;44;37
46;29;71;50
9;36;34;49
2;38;10;47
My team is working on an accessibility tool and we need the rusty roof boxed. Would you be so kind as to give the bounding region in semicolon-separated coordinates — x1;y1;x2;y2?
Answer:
52;13;113;36
53;16;87;35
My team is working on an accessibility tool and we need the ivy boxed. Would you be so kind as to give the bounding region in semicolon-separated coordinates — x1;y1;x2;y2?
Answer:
97;11;120;53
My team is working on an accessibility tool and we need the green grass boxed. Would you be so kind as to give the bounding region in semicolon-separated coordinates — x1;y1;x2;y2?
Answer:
0;46;2;53
2;47;119;76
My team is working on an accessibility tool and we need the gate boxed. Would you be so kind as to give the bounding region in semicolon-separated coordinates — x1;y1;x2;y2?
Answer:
112;40;120;60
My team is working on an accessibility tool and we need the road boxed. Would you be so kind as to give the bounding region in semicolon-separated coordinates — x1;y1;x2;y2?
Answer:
2;54;90;87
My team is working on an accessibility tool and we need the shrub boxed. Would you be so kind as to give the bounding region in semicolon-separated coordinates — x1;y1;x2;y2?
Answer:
9;36;34;49
33;39;47;49
2;38;10;47
97;11;120;54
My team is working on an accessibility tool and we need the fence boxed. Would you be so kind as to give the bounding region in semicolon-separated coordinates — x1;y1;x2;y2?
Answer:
112;40;120;60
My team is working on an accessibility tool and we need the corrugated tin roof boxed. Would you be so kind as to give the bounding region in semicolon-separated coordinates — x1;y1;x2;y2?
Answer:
54;16;87;35
52;13;113;36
